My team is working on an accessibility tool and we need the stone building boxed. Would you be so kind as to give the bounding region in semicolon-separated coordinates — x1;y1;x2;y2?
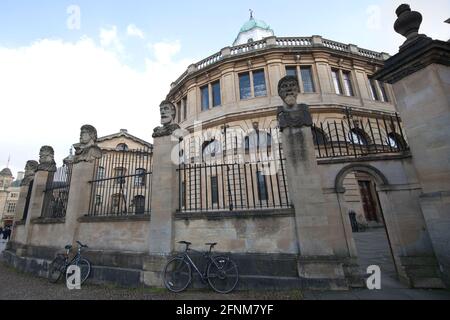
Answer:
3;7;449;290
0;168;23;228
168;15;397;229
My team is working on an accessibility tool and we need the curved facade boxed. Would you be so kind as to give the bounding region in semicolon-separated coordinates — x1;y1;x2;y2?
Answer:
166;34;400;226
168;36;394;133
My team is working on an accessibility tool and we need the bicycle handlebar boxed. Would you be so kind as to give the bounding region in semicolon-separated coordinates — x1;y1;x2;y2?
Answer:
76;241;88;248
178;241;218;252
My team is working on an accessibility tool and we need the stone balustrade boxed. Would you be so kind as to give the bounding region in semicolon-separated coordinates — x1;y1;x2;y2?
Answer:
170;36;389;89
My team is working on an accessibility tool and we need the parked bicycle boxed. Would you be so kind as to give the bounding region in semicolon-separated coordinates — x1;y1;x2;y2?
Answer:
163;241;239;294
48;241;91;284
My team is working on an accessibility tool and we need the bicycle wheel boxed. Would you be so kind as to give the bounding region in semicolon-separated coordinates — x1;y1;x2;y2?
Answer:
76;258;91;284
48;256;65;283
207;256;239;294
163;256;191;293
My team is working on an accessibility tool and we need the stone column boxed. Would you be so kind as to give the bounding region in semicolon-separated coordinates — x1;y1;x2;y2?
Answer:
144;101;181;287
373;4;450;287
24;146;57;247
66;161;96;245
14;161;38;221
377;186;444;288
147;134;179;255
68;125;103;246
277;76;351;289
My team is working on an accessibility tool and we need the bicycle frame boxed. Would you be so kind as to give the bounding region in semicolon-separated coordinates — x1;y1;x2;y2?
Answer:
60;247;83;271
181;249;230;281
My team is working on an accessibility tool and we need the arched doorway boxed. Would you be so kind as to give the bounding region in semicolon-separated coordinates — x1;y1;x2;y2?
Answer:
335;164;401;287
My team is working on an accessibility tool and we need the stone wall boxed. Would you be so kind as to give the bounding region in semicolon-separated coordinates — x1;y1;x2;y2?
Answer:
76;218;150;253
174;213;298;254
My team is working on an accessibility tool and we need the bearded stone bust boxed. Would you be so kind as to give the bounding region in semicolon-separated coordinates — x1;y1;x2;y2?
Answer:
74;125;102;163
152;100;180;138
37;146;57;172
277;76;312;131
20;160;39;186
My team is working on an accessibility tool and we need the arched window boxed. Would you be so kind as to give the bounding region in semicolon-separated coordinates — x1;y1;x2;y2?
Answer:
387;132;406;150
133;195;145;215
134;168;146;186
348;129;369;146
312;128;328;145
245;131;272;154
116;143;129;151
202;139;221;161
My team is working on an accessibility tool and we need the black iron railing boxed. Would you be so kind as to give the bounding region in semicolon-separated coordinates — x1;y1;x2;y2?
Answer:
41;163;73;218
87;147;152;217
177;128;291;213
312;108;409;159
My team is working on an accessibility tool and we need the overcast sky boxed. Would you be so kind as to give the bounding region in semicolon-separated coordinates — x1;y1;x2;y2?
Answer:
0;0;449;178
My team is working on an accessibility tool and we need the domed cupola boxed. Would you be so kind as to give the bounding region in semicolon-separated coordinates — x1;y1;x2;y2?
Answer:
0;168;12;177
233;11;275;46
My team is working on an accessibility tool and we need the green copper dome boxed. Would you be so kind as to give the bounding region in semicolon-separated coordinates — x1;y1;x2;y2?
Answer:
239;17;272;33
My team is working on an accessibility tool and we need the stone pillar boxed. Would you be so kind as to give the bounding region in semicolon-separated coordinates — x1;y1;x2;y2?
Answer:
148;134;179;255
373;4;450;287
23;171;49;247
14;185;32;224
23;146;57;247
377;186;444;288
144;101;181;287
66;161;97;245
13;160;38;224
277;76;351;289
68;124;103;246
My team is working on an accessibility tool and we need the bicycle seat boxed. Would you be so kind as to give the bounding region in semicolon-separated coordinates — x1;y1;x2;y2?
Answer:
205;243;217;247
65;245;72;250
178;241;192;245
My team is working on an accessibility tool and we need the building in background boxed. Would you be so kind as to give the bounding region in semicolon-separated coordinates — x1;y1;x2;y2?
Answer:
0;168;24;227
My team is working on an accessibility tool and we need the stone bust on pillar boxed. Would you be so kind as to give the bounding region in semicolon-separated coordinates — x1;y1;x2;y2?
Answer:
152;100;180;138
73;125;102;163
277;76;313;131
37;146;57;172
20;160;39;186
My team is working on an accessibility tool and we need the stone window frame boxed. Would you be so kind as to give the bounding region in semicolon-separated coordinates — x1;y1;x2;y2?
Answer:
237;67;269;101
116;143;129;151
330;67;357;98
176;96;188;123
6;201;16;213
367;76;391;103
198;79;222;113
285;65;318;94
134;168;147;187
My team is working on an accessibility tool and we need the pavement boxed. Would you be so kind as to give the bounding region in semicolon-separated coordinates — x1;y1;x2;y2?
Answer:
0;231;449;300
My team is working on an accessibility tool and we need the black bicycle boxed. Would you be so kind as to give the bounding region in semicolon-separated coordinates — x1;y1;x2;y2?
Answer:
163;241;239;294
48;241;91;284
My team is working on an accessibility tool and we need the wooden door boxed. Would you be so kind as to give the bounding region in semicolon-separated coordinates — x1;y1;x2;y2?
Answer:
358;180;379;222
